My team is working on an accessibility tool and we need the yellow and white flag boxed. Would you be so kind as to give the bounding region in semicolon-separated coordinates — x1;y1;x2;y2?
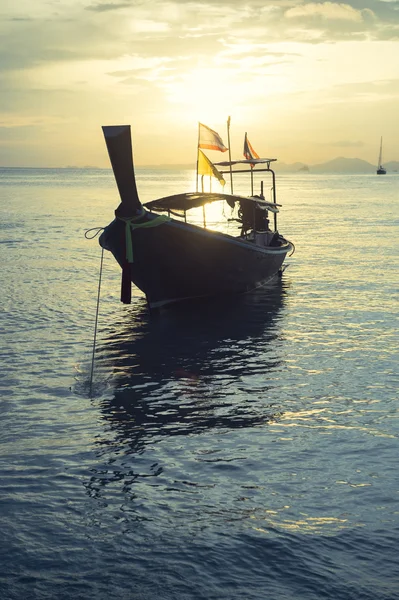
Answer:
198;149;225;186
198;123;228;152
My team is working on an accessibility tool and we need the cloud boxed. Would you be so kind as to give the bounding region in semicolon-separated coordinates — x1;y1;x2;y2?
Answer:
86;2;134;11
1;0;399;166
130;19;170;33
318;77;399;104
7;17;34;22
285;2;370;22
1;1;398;77
281;1;399;43
107;56;175;75
326;140;365;147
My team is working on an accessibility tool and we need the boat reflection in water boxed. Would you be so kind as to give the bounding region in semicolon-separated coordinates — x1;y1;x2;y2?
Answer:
93;280;288;455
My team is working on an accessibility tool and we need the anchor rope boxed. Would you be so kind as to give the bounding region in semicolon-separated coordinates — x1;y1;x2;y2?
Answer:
89;246;104;397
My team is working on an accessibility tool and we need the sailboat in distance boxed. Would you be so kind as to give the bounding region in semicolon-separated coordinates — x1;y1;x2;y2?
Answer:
377;137;386;175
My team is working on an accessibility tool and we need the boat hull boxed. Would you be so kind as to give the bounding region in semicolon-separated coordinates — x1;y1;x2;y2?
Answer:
100;216;292;308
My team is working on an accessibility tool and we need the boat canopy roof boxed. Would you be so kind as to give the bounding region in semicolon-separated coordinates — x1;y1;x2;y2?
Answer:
214;158;276;167
144;192;280;213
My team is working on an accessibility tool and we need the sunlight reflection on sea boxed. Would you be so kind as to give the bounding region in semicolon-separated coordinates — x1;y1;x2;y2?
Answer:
0;167;398;600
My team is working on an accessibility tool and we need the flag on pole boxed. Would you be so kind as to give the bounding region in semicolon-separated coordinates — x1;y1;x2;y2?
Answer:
198;123;228;152
243;132;259;165
197;149;225;186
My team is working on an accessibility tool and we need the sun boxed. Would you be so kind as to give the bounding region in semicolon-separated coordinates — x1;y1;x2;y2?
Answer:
163;66;247;124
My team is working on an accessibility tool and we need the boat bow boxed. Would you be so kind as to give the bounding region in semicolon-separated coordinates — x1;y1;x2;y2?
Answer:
102;125;143;216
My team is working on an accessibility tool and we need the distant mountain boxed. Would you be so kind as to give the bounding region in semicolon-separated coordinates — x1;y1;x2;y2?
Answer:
2;158;398;173
125;158;399;173
274;157;399;174
310;157;375;173
385;161;399;172
270;157;376;173
274;161;309;173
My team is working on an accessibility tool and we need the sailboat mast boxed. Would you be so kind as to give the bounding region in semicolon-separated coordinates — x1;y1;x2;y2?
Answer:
376;136;386;174
378;136;383;167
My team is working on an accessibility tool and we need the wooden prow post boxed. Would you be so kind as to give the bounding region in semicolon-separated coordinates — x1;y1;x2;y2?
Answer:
102;125;143;304
102;125;142;217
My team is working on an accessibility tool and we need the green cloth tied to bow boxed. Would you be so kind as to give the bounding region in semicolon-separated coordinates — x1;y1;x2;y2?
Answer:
118;214;170;263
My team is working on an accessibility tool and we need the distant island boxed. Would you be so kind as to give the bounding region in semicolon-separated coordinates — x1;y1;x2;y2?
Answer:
275;157;399;174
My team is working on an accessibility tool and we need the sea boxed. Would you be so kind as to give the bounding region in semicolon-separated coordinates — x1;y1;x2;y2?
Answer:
0;166;398;600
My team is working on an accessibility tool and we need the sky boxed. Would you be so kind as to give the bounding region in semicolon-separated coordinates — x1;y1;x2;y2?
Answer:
1;0;399;167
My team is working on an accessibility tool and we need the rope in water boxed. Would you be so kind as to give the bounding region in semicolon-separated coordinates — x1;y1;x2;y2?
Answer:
85;226;105;396
89;246;104;397
85;217;167;389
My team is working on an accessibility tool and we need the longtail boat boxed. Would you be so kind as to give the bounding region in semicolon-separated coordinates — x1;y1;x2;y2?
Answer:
99;124;294;309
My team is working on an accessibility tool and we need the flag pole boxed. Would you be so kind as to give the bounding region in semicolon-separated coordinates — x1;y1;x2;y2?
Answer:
196;122;200;192
227;116;233;194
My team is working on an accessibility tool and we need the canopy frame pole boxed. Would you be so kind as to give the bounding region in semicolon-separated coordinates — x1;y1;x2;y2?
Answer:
196;122;200;192
270;169;277;231
227;116;233;194
200;175;206;227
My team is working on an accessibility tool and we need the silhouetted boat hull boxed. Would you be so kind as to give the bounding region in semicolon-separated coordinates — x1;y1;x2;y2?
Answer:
100;215;290;308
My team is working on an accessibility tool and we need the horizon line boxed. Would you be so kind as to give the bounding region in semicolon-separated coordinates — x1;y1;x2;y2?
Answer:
1;156;398;171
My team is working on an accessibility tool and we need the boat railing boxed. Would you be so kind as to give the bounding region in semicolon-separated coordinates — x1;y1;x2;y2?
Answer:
214;163;278;231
